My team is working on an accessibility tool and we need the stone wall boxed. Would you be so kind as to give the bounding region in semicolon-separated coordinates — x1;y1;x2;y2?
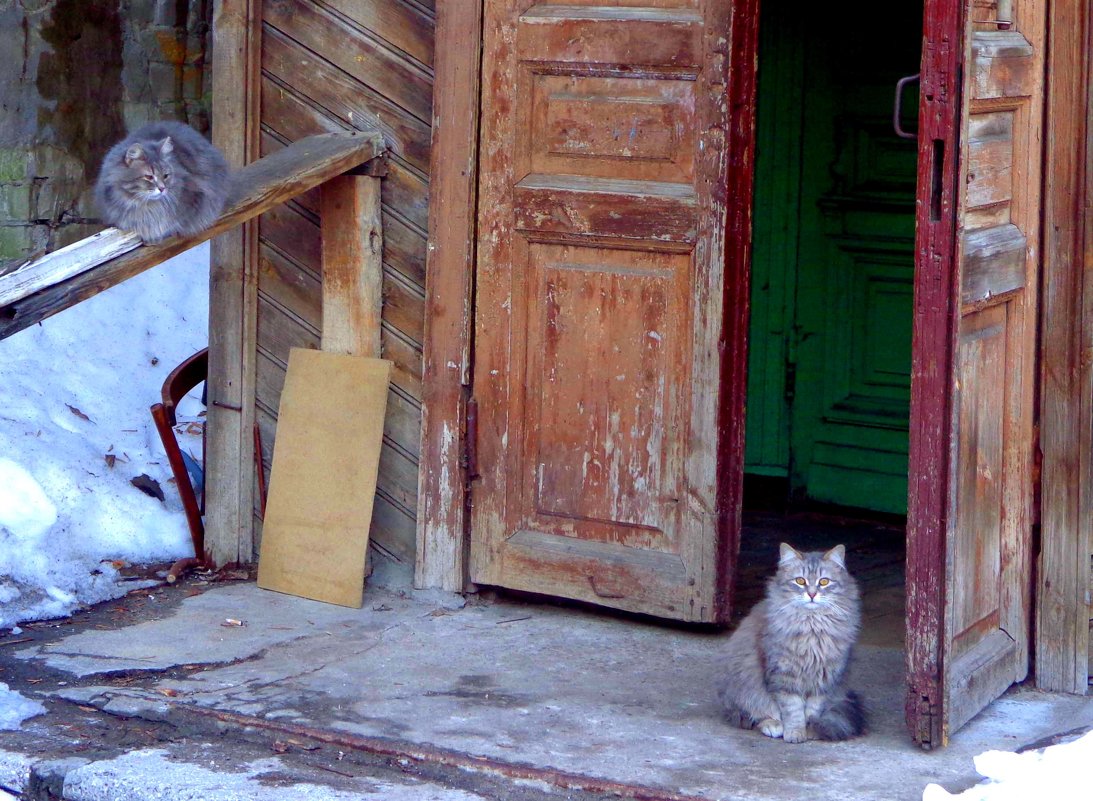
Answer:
0;0;211;261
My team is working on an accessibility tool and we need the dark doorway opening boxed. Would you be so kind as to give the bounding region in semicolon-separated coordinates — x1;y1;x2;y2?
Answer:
744;0;922;516
739;0;923;648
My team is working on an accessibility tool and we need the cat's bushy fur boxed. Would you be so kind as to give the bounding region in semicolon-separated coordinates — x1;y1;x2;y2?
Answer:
718;543;865;743
95;121;230;243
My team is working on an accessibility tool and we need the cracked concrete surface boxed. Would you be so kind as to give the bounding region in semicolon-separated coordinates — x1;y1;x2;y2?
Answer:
59;747;493;801
11;580;1093;800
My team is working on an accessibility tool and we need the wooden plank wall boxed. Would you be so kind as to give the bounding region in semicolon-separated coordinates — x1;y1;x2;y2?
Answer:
1038;0;1092;694
251;0;434;568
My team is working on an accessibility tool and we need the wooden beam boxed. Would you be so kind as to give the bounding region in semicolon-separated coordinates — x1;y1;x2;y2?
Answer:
1037;0;1092;694
0;229;142;307
206;0;260;569
321;175;384;358
416;0;484;591
1084;12;1093;693
0;132;385;341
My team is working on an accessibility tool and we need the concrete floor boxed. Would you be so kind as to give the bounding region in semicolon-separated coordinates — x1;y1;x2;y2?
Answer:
8;543;1093;801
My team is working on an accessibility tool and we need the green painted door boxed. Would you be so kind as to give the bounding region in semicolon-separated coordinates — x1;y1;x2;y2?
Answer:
746;2;921;514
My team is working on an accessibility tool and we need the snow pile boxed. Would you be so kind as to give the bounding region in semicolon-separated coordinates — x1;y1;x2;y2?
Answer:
923;730;1093;800
0;682;47;731
0;243;209;629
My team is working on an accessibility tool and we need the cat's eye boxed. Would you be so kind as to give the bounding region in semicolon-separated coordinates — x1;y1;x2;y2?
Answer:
794;577;806;586
818;578;831;587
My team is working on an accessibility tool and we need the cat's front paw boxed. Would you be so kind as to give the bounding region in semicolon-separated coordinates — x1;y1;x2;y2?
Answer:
758;718;783;739
783;726;808;744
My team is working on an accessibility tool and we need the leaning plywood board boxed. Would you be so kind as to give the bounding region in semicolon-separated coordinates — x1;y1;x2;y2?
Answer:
257;347;392;607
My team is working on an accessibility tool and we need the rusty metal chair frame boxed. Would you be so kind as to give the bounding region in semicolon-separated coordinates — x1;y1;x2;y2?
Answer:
150;347;208;577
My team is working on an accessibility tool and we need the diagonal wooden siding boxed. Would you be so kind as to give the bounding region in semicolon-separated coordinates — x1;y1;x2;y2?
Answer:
253;0;433;567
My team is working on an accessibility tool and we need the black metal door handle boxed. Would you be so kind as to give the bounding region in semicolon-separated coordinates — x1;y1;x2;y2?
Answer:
894;73;920;140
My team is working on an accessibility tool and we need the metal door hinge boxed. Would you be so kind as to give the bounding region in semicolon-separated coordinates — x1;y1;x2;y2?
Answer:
1031;419;1042;527
463;396;480;484
909;690;942;750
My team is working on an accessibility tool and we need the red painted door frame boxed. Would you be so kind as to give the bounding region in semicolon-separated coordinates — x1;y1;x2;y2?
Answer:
904;0;964;748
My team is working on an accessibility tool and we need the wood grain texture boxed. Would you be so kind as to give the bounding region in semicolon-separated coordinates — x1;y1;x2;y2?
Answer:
905;0;965;750
717;0;759;622
264;0;432;124
259;222;425;346
261;30;431;174
466;0;753;622
257;123;427;284
907;0;1046;747
1085;25;1093;688
961;224;1025;305
1037;0;1092;694
321;175;384;357
952;0;1044;729
252;0;434;570
0;229;142;307
205;0;259;566
512;176;697;243
0;133;384;340
256;276;421;402
415;0;483;592
318;0;435;67
253;302;418;565
255;348;391;608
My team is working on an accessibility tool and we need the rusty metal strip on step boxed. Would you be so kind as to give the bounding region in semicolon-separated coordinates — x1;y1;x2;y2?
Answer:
165;700;714;801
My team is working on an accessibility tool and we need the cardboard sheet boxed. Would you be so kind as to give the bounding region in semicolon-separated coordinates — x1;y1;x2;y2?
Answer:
257;347;392;607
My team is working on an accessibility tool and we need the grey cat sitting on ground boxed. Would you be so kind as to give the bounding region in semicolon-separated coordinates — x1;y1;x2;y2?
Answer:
718;543;865;743
95;121;230;243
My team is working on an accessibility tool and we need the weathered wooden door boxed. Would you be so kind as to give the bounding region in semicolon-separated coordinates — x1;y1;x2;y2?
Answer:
469;0;756;623
906;0;1044;747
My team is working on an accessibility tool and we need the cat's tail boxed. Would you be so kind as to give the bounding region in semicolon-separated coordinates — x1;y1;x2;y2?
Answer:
811;690;866;741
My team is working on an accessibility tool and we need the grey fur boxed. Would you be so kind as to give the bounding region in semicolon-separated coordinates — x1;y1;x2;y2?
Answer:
718;543;865;742
95;121;230;243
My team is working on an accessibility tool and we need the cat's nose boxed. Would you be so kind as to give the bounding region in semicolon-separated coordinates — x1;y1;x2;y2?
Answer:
807;590;817;600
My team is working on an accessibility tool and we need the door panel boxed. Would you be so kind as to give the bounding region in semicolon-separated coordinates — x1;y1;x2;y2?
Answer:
745;2;920;514
470;0;754;622
907;0;1043;747
525;244;687;537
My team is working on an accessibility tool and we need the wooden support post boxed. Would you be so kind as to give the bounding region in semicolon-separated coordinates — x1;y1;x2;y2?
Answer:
320;174;384;357
319;172;384;581
416;0;485;592
1038;0;1092;693
206;0;260;568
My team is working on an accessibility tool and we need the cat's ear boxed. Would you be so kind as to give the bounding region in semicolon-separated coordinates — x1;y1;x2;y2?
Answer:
823;544;846;567
159;137;174;156
778;543;801;563
124;144;145;165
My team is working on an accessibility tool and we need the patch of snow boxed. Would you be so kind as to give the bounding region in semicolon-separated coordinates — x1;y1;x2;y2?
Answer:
0;682;46;731
0;243;209;628
0;749;33;792
922;730;1093;800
